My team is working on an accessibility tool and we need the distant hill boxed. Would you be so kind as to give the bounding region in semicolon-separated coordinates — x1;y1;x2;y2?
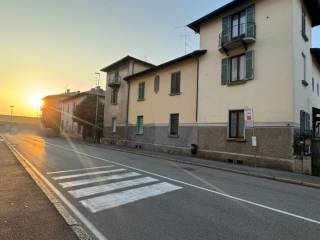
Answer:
0;115;40;125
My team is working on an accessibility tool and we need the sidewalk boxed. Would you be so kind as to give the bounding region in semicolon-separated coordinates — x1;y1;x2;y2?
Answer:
94;143;320;189
0;140;78;240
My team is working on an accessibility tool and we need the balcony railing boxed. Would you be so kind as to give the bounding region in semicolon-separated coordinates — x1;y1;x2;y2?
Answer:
219;22;256;53
108;75;122;86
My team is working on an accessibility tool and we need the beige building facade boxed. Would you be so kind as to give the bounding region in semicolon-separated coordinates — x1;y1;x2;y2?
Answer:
101;0;320;173
188;0;320;172
101;56;154;144
125;51;206;152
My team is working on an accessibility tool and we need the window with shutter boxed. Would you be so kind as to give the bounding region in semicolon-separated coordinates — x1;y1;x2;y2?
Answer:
221;58;230;85
245;51;254;80
246;4;255;38
154;75;160;93
222;16;231;44
136;116;144;135
169;113;179;136
138;82;145;100
170;72;181;95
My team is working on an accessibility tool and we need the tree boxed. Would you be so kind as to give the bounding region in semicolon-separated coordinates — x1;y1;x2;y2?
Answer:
73;95;104;141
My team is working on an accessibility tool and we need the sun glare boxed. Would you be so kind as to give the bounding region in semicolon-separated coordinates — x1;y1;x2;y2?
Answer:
27;94;44;109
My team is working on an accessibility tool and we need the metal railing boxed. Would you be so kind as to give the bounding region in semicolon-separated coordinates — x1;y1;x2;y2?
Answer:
108;75;122;85
219;22;256;47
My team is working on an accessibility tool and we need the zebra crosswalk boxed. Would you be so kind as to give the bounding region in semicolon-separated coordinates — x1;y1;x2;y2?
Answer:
48;165;182;213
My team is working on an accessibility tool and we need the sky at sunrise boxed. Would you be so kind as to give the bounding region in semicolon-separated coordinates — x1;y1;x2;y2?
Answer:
1;0;319;117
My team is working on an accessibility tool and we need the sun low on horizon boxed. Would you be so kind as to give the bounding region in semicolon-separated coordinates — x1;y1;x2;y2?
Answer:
27;94;44;111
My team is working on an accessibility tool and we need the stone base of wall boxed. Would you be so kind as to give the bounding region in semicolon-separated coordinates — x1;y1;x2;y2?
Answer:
103;125;309;173
102;126;127;145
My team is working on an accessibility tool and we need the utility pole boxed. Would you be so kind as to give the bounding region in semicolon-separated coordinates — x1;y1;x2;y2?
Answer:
94;72;100;143
10;105;14;122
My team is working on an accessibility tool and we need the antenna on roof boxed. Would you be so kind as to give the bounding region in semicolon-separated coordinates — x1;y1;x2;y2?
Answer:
175;25;192;54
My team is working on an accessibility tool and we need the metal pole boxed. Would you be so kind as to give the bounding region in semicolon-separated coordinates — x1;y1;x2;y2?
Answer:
10;106;14;122
94;72;100;143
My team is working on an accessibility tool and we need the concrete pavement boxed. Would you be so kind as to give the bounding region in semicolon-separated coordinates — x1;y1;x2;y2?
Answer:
2;132;320;240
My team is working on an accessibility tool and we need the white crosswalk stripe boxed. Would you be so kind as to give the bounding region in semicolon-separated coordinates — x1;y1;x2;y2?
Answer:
80;182;182;213
59;172;141;188
68;177;158;198
52;169;126;180
49;166;182;213
47;165;114;175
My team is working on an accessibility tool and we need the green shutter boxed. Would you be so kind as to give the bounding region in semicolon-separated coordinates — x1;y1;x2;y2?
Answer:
222;16;231;44
221;58;230;85
300;111;306;136
246;4;255;37
245;51;254;80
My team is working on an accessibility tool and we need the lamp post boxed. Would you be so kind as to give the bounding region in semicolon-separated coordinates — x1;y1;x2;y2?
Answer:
10;105;14;122
94;72;100;143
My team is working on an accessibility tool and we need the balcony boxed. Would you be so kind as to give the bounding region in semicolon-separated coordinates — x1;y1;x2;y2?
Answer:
219;22;256;54
108;75;122;87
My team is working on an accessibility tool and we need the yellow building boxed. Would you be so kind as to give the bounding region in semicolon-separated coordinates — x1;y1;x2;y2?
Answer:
188;0;320;172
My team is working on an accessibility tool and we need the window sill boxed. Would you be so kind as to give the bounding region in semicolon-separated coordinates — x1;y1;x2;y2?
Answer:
228;80;247;86
168;134;179;138
169;92;181;96
227;138;246;142
302;33;309;42
137;98;145;102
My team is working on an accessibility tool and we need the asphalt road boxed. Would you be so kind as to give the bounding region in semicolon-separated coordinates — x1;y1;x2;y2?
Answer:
2;130;320;240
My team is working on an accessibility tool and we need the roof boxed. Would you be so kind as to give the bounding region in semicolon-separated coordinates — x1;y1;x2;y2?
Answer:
42;91;79;100
124;50;207;81
100;55;155;72
188;0;320;33
311;48;320;66
188;0;250;33
61;88;105;102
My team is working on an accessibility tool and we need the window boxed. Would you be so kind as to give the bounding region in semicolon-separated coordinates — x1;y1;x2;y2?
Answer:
231;10;246;39
154;75;160;93
112;117;116;133
301;8;308;41
138;82;145;100
302;52;306;81
110;88;118;104
229;110;245;138
170;72;181;95
169;113;179;136
136;116;144;135
231;54;246;82
312;78;315;92
222;51;254;85
300;110;310;136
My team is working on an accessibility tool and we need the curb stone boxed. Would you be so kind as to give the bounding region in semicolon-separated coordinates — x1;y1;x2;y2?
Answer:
2;137;92;240
100;145;320;190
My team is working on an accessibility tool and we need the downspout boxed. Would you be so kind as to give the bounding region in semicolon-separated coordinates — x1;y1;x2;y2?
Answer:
125;62;134;145
196;58;199;122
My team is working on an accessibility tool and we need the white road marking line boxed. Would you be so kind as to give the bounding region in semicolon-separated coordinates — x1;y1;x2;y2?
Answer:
2;137;108;240
52;169;126;180
47;165;114;175
44;141;320;225
68;177;158;199
59;172;141;188
80;182;182;213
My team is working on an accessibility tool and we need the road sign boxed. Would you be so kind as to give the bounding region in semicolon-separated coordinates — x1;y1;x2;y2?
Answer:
244;107;254;128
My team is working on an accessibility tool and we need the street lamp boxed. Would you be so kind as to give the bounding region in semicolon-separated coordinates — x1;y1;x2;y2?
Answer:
94;72;101;143
10;105;14;122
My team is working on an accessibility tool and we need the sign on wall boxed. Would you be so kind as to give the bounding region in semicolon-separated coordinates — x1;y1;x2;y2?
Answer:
244;107;254;128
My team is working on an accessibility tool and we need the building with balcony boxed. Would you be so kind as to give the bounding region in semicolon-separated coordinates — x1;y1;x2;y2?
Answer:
187;0;320;172
100;56;155;144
